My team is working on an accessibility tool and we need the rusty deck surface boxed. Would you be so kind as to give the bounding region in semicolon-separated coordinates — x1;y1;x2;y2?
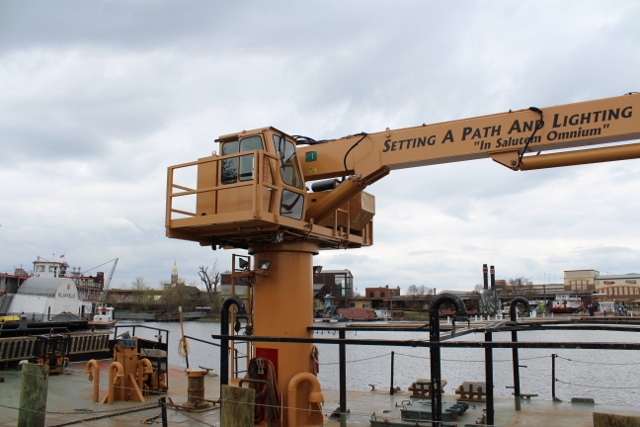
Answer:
1;361;639;426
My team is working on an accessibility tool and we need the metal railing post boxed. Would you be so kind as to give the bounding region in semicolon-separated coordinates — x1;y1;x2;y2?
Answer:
390;351;395;395
485;331;494;426
509;297;530;411
339;329;347;427
552;353;559;401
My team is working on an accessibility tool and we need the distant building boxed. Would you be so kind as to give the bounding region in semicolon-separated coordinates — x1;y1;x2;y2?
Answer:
490;269;640;310
162;261;202;303
535;269;640;301
212;265;640;315
313;270;354;309
365;285;400;309
564;270;598;291
594;272;640;299
171;260;179;285
107;261;202;310
220;269;355;312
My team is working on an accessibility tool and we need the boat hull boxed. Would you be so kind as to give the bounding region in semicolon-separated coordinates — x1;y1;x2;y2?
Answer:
88;319;116;329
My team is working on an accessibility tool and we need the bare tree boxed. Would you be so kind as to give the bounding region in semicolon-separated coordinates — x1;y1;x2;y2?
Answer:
131;276;148;292
198;262;221;311
406;284;427;311
475;283;501;316
131;277;152;309
503;276;534;300
406;284;419;295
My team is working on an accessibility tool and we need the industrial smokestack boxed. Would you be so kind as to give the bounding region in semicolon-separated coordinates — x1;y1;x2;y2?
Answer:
483;264;489;290
490;265;495;291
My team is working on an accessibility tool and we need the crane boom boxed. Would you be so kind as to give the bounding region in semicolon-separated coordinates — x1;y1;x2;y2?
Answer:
166;92;640;250
105;257;118;290
300;92;640;180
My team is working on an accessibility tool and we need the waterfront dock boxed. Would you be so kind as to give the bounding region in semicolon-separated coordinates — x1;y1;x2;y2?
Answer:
1;360;640;426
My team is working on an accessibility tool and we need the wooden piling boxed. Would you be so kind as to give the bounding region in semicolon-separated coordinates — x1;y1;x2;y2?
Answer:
221;385;255;427
18;363;49;427
594;412;640;427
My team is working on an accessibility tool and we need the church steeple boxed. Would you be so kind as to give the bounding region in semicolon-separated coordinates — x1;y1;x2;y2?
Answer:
171;260;179;285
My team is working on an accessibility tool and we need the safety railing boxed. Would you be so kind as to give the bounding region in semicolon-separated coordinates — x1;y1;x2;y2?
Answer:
208;318;640;426
166;150;280;225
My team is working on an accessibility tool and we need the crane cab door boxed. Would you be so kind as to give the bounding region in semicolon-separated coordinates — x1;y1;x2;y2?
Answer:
271;133;306;220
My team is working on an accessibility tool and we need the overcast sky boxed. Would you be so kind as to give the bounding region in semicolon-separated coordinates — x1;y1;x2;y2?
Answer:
1;1;639;294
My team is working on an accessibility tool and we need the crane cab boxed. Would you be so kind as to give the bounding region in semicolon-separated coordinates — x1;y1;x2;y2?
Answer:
218;128;306;220
166;127;375;250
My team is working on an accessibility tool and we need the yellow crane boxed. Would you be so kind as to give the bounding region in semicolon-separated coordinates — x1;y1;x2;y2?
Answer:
166;91;640;426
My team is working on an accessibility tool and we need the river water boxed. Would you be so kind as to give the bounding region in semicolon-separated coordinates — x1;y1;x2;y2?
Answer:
123;321;640;408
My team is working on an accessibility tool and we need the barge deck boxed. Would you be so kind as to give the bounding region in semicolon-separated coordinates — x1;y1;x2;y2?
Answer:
1;360;639;426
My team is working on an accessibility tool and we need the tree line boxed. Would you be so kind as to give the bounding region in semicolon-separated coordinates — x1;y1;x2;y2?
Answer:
105;262;224;316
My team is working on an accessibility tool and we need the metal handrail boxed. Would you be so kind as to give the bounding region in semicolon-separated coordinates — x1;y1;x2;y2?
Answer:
167;150;280;221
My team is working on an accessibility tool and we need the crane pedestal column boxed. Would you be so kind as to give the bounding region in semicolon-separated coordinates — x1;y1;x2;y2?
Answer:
249;241;323;426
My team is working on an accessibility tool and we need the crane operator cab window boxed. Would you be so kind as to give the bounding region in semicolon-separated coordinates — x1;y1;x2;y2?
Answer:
220;136;263;184
273;134;305;220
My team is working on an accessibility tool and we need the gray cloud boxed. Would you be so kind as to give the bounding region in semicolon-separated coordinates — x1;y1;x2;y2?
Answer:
1;1;639;291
